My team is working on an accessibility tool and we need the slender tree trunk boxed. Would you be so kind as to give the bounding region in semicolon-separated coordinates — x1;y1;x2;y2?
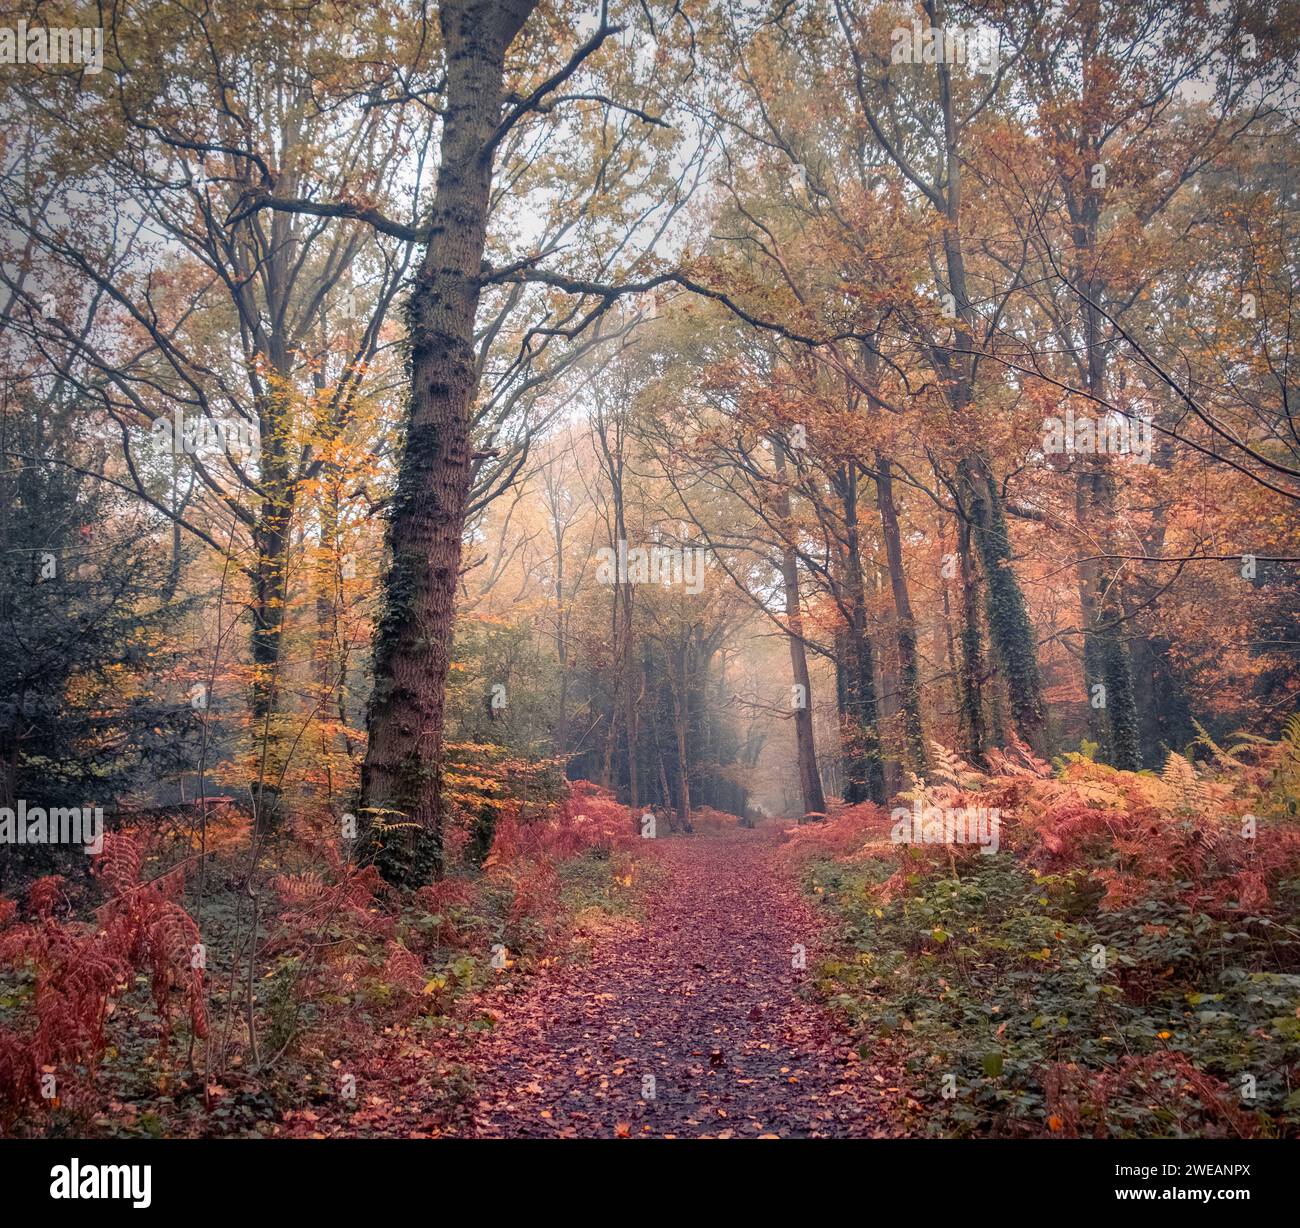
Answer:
0;403;14;813
957;515;987;764
1075;462;1139;768
773;439;827;816
621;581;639;808
875;454;927;773
959;457;1047;754
1127;409;1195;759
670;642;692;833
553;528;569;756
624;673;640;808
839;468;886;804
930;16;1048;757
875;599;902;799
835;626;852;788
651;669;674;813
249;471;294;826
314;457;353;760
600;694;618;791
1071;188;1141;770
940;558;965;747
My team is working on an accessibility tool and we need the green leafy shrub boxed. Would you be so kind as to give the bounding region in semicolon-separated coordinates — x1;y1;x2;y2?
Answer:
799;728;1300;1137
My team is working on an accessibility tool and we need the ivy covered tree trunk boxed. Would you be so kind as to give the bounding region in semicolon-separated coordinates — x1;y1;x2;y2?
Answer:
959;457;1048;755
359;0;536;886
834;626;851;787
918;28;1048;761
1076;469;1107;751
467;799;497;868
831;463;885;805
1076;463;1142;770
1127;419;1195;761
1069;169;1142;771
956;516;986;764
248;330;309;829
1100;621;1141;769
875;454;927;774
840;575;885;805
249;488;293;827
840;610;885;805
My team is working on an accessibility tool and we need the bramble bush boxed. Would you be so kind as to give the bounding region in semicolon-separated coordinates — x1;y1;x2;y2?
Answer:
792;723;1300;1138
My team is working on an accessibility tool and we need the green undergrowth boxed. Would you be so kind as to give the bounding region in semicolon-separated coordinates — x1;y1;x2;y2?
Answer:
807;853;1300;1138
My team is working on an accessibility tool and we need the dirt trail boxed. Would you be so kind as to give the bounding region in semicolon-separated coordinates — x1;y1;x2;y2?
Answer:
467;826;897;1138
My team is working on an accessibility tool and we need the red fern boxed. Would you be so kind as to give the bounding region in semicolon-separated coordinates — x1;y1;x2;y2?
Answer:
0;832;207;1129
1044;1053;1259;1139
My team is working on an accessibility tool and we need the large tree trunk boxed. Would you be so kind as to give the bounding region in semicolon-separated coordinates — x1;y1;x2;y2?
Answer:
360;0;535;886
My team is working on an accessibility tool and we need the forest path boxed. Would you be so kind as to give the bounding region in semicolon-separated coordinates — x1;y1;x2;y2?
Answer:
465;826;898;1138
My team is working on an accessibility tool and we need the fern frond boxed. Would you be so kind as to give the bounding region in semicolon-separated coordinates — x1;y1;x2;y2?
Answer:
1284;712;1300;752
1161;751;1212;813
1192;720;1243;770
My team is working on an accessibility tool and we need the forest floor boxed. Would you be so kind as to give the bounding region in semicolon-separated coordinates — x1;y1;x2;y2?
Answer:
463;826;905;1138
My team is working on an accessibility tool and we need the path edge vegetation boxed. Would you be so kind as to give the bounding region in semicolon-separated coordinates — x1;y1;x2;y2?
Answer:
788;724;1300;1139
